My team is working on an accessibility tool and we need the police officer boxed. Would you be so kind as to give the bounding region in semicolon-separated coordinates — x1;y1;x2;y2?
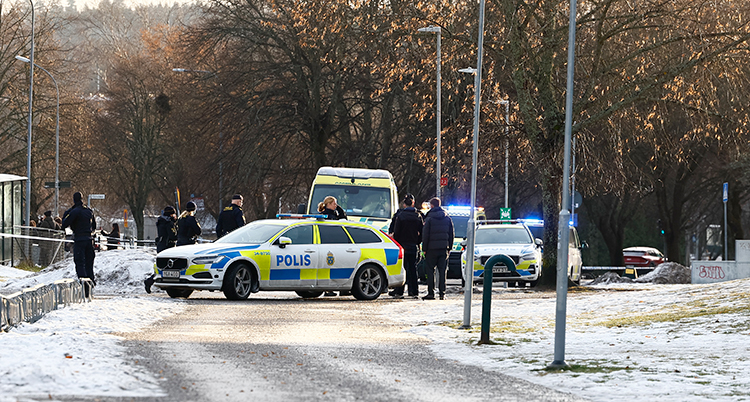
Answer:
155;206;178;252
389;196;423;299
216;194;246;238
176;201;202;246
62;192;97;285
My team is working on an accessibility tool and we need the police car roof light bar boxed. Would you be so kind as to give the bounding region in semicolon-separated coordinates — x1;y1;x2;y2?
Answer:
276;213;327;219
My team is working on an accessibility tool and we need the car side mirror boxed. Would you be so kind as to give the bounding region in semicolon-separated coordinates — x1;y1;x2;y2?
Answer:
460;239;467;247
535;238;543;247
580;241;588;250
276;236;292;248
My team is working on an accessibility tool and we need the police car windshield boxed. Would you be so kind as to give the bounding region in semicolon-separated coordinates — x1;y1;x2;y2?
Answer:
309;185;391;219
476;226;533;244
451;216;469;238
215;222;285;244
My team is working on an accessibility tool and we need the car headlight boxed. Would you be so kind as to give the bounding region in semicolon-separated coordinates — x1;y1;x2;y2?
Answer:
519;252;537;262
192;255;227;265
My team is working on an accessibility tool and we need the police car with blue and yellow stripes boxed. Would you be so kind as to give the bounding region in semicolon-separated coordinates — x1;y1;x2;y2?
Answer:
153;215;405;300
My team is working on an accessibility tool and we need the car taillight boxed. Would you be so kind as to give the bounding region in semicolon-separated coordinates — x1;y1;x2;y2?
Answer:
384;233;404;259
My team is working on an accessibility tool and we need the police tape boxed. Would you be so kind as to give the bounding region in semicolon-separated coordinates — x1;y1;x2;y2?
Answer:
0;231;72;243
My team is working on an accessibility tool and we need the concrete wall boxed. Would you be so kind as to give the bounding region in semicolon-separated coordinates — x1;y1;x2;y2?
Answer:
692;240;750;284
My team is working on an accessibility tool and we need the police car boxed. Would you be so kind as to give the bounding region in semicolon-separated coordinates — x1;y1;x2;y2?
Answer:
461;221;543;286
153;216;405;300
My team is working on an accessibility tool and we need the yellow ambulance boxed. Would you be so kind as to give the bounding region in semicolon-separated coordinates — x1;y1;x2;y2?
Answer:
304;167;399;232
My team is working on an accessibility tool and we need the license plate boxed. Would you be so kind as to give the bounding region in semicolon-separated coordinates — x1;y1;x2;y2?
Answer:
492;265;509;273
163;270;181;279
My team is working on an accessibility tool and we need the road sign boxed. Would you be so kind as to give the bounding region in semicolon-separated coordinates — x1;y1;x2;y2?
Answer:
500;207;511;220
44;181;71;188
723;182;728;203
440;177;448;186
89;194;105;200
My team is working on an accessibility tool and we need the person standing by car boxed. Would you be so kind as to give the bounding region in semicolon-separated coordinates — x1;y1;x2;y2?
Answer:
176;201;201;246
146;206;178;293
156;206;178;252
216;194;246;238
62;192;97;286
318;196;347;220
421;197;454;300
389;196;423;299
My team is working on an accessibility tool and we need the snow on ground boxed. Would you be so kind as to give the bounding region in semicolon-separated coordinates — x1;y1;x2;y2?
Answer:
383;279;750;401
0;250;185;401
2;251;750;401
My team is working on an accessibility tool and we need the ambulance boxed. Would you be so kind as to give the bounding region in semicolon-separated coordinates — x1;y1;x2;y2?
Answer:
304;167;399;232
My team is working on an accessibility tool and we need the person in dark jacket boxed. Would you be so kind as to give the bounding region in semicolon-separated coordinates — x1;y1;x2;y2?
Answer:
155;206;178;252
100;223;120;250
389;196;424;298
39;210;61;231
176;201;202;246
318;196;347;220
421;197;454;300
61;192;97;285
216;194;246;238
146;206;178;293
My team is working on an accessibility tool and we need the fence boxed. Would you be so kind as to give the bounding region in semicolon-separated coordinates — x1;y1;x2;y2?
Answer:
0;278;93;331
1;226;67;267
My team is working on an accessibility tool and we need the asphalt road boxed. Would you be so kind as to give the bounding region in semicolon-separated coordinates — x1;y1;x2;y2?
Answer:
106;291;586;402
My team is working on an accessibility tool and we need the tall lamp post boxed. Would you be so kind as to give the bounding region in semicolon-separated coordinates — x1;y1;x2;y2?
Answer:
172;68;223;213
16;56;59;217
417;25;442;200
495;99;510;208
23;0;35;226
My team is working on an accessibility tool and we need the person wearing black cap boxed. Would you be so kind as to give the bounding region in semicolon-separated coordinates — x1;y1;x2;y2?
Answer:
155;206;178;252
176;201;202;246
62;192;97;285
388;193;420;235
216;194;246;238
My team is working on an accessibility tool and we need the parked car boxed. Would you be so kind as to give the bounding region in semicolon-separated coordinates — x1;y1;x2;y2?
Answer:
623;247;666;272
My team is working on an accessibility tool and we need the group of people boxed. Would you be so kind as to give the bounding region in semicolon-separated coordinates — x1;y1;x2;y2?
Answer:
317;194;454;300
390;195;454;300
145;194;246;293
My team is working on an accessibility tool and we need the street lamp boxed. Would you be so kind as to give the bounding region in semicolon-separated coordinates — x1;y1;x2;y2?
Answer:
417;25;442;200
458;0;489;326
171;68;223;213
22;0;35;226
499;100;510;208
16;55;59;217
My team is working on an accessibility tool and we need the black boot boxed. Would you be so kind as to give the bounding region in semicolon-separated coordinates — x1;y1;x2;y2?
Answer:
144;275;155;294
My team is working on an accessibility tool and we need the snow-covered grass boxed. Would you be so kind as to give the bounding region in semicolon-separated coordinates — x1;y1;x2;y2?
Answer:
383;280;750;401
2;251;750;401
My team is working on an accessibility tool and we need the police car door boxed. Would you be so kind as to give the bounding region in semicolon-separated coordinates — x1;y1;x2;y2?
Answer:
269;224;317;289
316;223;361;289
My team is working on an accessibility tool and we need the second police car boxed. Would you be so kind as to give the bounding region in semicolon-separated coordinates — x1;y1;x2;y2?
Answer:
461;220;544;287
153;216;405;300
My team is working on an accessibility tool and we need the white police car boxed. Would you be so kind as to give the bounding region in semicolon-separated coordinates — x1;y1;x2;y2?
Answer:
153;217;405;300
462;221;543;286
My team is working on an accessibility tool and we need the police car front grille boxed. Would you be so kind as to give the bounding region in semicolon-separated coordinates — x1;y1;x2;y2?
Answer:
156;258;188;270
480;255;520;266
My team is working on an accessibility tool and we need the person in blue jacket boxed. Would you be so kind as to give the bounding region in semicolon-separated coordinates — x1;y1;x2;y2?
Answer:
216;194;246;238
61;192;97;285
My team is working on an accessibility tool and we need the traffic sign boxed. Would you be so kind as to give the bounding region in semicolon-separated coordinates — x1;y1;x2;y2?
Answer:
44;181;71;188
723;182;728;203
440;177;448;186
500;207;511;220
89;194;105;200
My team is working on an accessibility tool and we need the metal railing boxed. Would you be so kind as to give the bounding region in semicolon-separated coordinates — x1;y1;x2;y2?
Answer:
0;278;93;331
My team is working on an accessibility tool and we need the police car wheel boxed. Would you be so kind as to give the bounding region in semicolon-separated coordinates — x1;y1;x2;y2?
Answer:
351;264;385;301
295;291;324;299
222;263;254;300
166;288;193;299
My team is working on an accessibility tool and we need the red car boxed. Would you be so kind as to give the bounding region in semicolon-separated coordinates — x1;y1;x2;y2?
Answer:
623;247;666;268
